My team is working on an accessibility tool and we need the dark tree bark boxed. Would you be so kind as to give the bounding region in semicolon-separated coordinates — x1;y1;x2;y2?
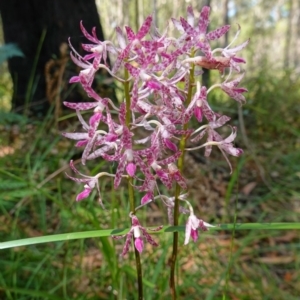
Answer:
0;0;107;116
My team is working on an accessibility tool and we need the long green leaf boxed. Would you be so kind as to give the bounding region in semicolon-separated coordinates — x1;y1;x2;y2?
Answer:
1;223;300;250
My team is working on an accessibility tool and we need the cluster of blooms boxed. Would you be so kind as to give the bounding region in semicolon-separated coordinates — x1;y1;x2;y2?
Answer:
63;6;248;256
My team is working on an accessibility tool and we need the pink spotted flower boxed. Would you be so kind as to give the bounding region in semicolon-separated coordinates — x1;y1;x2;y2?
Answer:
65;160;102;202
221;73;248;104
79;21;117;66
173;6;230;59
184;213;214;245
112;215;162;256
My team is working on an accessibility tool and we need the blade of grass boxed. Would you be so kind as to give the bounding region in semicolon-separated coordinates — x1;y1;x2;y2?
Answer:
223;156;245;222
24;28;47;115
0;270;13;300
1;223;300;250
223;176;239;300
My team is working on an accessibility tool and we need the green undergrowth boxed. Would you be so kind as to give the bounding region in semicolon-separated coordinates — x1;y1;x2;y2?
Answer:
0;70;300;299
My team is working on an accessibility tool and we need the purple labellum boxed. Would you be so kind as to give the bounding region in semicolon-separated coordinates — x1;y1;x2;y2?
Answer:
76;187;92;201
126;162;137;177
134;237;144;253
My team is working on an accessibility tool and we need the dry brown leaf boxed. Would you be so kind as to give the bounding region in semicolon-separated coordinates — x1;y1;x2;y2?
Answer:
273;232;298;242
284;272;293;282
241;182;257;195
255;256;295;264
72;248;103;270
0;146;15;157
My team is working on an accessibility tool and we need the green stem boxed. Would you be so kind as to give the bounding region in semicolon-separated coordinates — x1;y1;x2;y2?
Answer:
169;51;195;299
124;69;131;128
169;184;180;299
134;247;143;299
124;68;143;300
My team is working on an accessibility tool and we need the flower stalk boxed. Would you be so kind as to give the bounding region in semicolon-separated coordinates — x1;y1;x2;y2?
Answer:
124;67;144;299
169;49;195;298
62;5;248;298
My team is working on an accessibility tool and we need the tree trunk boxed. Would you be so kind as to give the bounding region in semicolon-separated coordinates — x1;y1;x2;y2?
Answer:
284;0;293;68
0;0;107;116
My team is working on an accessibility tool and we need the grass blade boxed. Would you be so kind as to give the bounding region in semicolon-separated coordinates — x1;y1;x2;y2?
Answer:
1;223;300;250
